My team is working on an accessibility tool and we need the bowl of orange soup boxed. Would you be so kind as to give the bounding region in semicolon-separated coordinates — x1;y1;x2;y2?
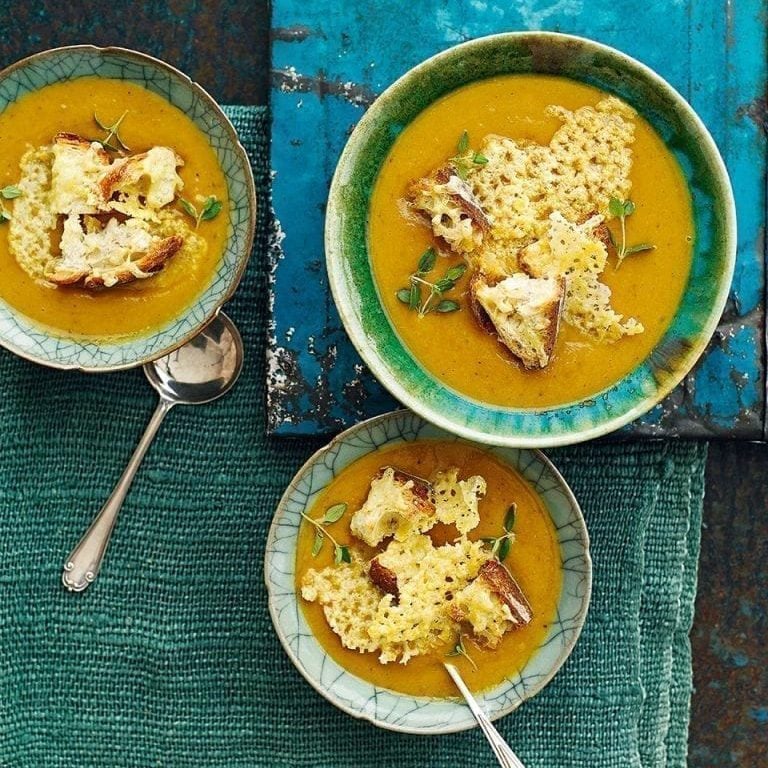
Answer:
0;46;255;370
265;409;591;733
325;32;736;447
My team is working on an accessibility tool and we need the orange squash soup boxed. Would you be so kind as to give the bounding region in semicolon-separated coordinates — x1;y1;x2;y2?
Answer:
295;440;562;696
368;75;693;408
0;77;229;340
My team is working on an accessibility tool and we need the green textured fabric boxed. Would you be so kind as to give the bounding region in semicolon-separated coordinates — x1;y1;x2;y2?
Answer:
0;106;706;768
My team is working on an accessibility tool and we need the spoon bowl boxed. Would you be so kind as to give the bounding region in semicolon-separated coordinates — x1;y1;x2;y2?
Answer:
145;313;244;405
62;312;244;592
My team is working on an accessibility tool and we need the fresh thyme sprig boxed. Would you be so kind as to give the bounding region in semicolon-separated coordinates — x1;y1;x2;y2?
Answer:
300;502;351;564
179;195;223;228
0;185;21;223
446;634;478;671
396;247;466;317
93;110;131;151
450;130;488;180
481;504;517;562
608;197;655;267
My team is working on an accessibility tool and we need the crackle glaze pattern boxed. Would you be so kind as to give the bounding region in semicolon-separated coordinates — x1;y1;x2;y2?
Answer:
265;410;592;734
0;46;255;371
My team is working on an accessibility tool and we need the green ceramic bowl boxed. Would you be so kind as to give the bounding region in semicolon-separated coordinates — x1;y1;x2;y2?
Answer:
325;32;736;447
0;46;255;371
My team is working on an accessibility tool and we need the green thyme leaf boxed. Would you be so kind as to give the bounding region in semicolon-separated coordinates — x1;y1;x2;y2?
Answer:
622;199;636;216
323;502;347;524
497;537;511;562
504;503;517;533
396;288;411;304
0;210;10;223
608;197;624;219
624;242;655;256
200;196;222;221
311;530;324;557
94;110;130;151
434;277;456;293
1;185;21;200
417;248;437;274
453;161;468;181
444;263;467;282
334;545;351;565
179;198;198;220
436;299;459;313
472;152;488;165
409;282;421;310
457;130;469;154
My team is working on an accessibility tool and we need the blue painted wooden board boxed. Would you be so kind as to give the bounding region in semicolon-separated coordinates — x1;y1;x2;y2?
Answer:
268;0;767;438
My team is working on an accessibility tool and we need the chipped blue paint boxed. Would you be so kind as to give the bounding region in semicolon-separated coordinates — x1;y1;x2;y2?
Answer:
692;326;761;426
268;0;766;438
748;706;768;725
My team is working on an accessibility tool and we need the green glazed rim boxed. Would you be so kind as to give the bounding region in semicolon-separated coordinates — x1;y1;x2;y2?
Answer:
325;32;736;447
0;45;256;372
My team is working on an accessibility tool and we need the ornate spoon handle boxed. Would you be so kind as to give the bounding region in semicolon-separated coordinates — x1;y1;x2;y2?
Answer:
62;399;174;592
444;663;527;768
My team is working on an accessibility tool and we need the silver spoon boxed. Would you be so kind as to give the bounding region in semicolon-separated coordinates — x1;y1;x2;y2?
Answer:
62;312;244;592
444;663;527;768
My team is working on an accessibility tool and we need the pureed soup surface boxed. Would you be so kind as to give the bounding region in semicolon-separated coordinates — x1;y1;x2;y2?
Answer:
0;77;229;340
368;75;694;408
295;440;562;697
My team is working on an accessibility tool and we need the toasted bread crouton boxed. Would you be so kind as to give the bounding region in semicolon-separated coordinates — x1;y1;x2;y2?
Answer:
407;165;489;253
50;133;111;215
452;560;532;648
471;272;564;369
100;146;184;221
476;560;532;625
468;272;498;335
46;214;183;288
431;468;486;534
350;467;436;547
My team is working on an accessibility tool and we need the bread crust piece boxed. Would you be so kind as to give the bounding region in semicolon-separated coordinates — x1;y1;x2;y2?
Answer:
383;468;433;509
368;558;399;599
477;560;533;626
47;233;183;289
98;148;184;202
432;166;490;233
406;164;490;253
468;272;498;335
53;132;110;163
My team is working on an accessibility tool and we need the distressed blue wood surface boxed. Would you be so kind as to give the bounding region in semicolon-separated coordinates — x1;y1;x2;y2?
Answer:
268;0;767;438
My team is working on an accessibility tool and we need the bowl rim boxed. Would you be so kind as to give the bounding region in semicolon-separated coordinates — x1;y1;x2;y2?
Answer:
264;408;593;734
0;44;256;373
325;31;737;448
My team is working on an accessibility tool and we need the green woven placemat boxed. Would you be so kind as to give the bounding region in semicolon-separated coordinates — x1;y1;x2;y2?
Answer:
0;106;705;767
